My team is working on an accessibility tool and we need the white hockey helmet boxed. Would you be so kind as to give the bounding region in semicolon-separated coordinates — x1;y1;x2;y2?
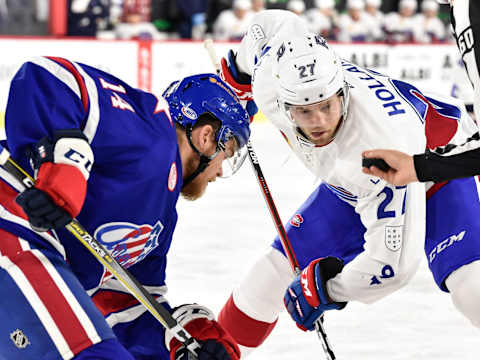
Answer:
315;0;335;9
272;34;349;145
421;0;439;12
365;0;381;8
399;0;417;10
347;0;365;10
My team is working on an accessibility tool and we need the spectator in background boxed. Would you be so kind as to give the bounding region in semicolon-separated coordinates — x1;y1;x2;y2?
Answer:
0;0;8;33
68;0;111;36
177;0;208;39
109;0;124;28
413;0;446;43
0;0;45;35
252;0;266;12
337;0;378;42
384;0;417;43
364;0;384;41
213;0;253;40
306;0;338;40
286;0;307;18
114;9;167;39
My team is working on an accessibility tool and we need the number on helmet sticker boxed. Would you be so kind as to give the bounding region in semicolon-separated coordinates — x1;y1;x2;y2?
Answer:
298;63;315;78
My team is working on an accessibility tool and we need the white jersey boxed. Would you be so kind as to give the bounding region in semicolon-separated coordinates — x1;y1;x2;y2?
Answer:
305;8;337;39
213;10;254;40
337;12;379;42
384;12;417;42
412;13;446;43
235;10;478;303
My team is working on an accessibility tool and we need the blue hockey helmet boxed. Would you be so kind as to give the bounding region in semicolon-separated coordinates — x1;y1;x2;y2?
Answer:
163;73;251;179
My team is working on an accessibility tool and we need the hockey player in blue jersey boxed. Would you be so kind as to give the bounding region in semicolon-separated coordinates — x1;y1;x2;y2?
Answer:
211;10;480;357
0;57;250;360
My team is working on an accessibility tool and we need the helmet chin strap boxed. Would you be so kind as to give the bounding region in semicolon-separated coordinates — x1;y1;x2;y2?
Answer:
182;124;219;188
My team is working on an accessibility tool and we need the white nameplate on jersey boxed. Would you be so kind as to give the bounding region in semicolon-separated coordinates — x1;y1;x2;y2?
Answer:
250;24;265;42
385;226;403;251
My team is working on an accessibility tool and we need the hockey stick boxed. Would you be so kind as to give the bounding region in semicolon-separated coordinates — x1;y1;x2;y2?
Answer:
203;39;336;360
0;145;200;358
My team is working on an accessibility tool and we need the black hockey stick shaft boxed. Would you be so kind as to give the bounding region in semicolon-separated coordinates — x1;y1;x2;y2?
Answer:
203;39;336;360
246;141;336;360
0;145;200;358
246;141;301;274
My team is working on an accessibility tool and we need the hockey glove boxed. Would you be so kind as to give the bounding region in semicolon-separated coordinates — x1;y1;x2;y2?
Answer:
220;50;258;122
166;304;241;360
16;130;94;231
284;257;347;331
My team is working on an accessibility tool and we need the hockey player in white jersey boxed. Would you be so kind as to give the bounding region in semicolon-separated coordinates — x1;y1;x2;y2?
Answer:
215;9;480;355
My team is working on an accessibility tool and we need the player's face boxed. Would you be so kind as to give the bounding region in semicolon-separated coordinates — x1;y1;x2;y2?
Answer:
289;94;343;146
181;137;238;201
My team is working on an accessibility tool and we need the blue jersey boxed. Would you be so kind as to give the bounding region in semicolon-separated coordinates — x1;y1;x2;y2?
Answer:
0;57;181;358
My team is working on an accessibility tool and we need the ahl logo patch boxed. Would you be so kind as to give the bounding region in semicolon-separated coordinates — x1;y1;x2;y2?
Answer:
10;329;29;349
290;214;304;228
385;226;403;251
95;221;164;283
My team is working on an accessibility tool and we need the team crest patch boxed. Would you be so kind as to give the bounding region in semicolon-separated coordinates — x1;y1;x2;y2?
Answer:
10;329;29;349
168;162;177;191
290;214;304;228
385;226;403;251
95;221;164;284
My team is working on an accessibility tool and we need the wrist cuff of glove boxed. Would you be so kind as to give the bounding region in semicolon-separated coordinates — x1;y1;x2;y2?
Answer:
166;304;241;360
220;57;252;94
35;162;87;218
165;304;215;351
316;257;347;309
304;257;346;308
30;130;92;173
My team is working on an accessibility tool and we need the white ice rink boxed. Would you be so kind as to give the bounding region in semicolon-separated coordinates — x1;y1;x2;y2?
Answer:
167;121;478;359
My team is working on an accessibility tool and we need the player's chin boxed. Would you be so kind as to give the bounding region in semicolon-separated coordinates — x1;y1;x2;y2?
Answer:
180;178;208;201
307;130;333;146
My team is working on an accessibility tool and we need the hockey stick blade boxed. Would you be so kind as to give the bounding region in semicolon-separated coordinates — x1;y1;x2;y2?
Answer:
0;144;200;358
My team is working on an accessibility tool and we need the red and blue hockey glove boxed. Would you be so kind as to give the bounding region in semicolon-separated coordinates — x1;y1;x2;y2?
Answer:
16;130;94;231
220;50;258;122
166;304;241;360
284;257;347;331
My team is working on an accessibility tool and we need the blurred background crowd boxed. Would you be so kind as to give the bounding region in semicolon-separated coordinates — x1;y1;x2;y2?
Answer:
0;0;452;43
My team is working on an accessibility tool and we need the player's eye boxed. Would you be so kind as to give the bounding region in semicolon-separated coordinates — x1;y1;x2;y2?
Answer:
320;104;330;112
